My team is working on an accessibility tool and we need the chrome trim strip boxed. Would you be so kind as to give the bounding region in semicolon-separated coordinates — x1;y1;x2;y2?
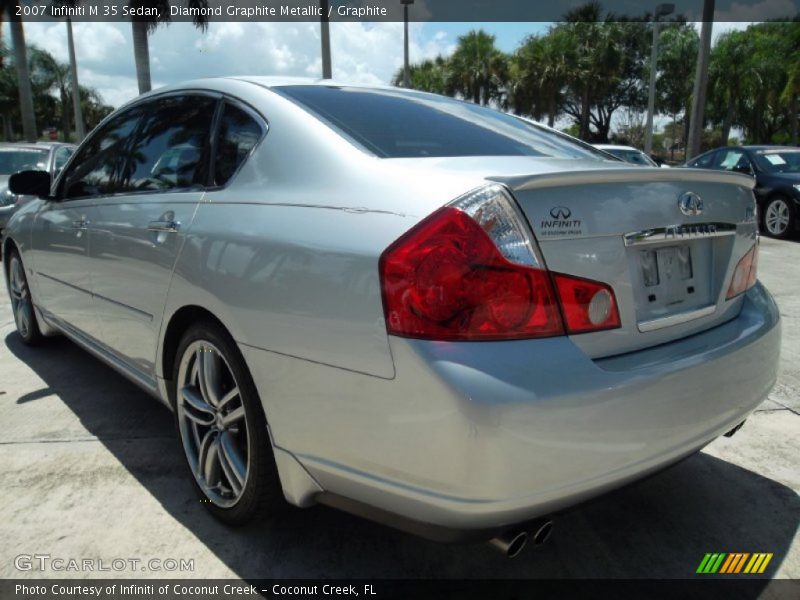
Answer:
93;292;153;321
38;271;92;296
624;223;736;247
637;305;717;332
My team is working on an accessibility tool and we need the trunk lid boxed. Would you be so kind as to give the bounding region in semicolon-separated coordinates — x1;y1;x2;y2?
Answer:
491;166;758;358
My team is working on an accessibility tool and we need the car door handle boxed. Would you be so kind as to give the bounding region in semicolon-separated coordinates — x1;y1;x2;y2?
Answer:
72;218;89;229
147;220;181;232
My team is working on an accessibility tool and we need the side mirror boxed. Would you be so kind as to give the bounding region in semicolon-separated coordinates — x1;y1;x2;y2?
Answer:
734;163;754;176
8;170;52;197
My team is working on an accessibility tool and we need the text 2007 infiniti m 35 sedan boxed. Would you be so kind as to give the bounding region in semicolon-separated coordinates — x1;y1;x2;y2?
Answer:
3;78;780;556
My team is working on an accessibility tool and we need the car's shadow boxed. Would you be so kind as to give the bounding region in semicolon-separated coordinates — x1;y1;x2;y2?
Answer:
5;332;799;581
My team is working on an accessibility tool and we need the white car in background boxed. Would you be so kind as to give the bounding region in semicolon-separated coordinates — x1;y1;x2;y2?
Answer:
594;144;670;168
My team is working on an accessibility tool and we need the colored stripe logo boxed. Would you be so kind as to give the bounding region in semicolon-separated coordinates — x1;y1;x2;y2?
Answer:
696;553;773;574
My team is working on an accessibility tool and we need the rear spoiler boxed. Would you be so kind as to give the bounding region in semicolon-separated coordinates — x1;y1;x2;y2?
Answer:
492;168;756;193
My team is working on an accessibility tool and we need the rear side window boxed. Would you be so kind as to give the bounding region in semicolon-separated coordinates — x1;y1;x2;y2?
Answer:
63;109;142;199
213;103;263;186
275;85;605;160
118;95;216;193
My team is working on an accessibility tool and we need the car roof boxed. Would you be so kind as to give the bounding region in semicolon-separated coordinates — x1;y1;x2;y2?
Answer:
229;76;397;91
741;145;799;152
703;145;798;153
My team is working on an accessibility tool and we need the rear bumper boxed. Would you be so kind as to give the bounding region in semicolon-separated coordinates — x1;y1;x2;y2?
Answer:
245;282;780;534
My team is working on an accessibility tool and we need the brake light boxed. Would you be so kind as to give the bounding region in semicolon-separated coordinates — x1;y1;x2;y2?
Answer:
379;186;563;340
726;243;758;299
379;185;621;340
553;273;621;333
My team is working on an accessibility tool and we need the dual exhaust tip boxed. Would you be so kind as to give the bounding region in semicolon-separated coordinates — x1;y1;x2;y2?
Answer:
488;519;553;559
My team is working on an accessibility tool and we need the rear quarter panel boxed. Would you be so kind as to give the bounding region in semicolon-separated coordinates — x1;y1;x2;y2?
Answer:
164;199;417;379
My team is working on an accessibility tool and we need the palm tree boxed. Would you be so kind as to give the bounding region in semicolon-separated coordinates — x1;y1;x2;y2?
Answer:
391;57;448;94
2;1;37;140
559;3;623;140
779;22;800;145
50;1;86;141
129;1;208;94
447;30;507;106
510;30;570;126
29;48;73;140
708;30;757;146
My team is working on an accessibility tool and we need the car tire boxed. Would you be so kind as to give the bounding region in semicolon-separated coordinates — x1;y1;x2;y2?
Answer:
172;320;284;525
762;196;795;239
5;248;43;345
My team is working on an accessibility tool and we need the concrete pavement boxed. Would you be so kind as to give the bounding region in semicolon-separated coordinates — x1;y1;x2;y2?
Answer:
0;237;797;581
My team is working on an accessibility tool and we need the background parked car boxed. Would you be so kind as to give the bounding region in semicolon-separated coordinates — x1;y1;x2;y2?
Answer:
684;145;800;239
0;142;75;237
593;144;667;167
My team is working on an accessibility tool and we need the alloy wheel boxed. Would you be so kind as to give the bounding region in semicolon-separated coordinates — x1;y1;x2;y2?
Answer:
765;199;790;236
9;256;33;339
176;340;250;508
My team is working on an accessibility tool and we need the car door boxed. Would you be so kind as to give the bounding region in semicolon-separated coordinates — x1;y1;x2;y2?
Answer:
86;93;217;379
31;108;143;337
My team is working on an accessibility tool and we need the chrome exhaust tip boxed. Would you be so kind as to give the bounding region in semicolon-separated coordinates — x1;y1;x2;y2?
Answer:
724;420;746;437
488;530;528;559
530;519;554;545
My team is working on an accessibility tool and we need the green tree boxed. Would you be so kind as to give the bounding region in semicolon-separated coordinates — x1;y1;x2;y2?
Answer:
29;47;73;140
707;30;756;146
129;1;209;94
446;30;508;106
2;1;37;140
509;29;571;126
556;4;644;141
391;57;448;94
779;20;800;145
656;23;698;158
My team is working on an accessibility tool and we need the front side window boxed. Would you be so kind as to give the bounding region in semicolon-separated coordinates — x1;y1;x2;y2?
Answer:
275;85;606;160
213;103;263;186
53;146;74;173
118;95;216;193
63;108;143;199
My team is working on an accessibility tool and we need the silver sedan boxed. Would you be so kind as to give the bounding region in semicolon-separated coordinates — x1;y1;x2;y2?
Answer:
2;78;780;557
0;142;75;235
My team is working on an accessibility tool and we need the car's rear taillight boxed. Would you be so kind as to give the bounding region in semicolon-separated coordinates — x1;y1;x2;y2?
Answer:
726;243;759;299
552;273;621;334
379;185;620;341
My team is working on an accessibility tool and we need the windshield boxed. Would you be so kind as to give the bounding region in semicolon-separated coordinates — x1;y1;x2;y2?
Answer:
0;148;49;175
606;148;657;167
752;150;800;174
275;85;608;160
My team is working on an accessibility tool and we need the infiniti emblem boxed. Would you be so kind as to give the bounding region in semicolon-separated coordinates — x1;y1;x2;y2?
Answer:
550;206;571;219
678;192;703;216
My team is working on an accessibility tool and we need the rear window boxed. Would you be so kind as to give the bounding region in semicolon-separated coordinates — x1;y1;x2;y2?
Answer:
275;85;606;160
608;149;656;166
0;148;48;174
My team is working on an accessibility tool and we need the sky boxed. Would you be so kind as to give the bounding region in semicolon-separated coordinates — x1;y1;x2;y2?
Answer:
11;20;752;111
